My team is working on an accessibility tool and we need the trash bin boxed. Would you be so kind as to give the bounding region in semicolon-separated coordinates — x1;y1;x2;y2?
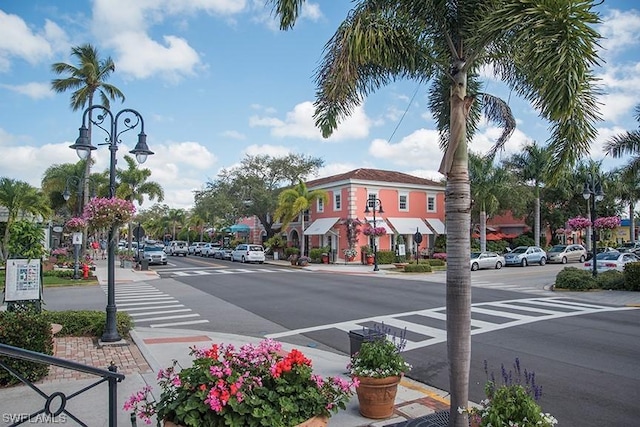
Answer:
140;259;149;271
348;328;385;356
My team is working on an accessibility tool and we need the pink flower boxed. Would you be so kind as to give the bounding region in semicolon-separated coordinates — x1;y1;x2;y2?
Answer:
83;197;135;229
363;226;387;236
593;216;621;230
567;216;591;231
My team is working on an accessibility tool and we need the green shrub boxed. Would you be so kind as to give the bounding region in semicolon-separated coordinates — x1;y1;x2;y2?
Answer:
596;270;625;290
376;250;396;265
425;258;445;267
41;310;133;338
309;248;323;262
403;263;432;273
623;262;640;291
284;247;300;257
554;267;597;290
43;269;75;278
0;311;53;385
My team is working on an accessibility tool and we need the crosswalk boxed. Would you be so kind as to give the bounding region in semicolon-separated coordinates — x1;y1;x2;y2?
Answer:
158;267;301;278
101;283;209;328
265;297;637;351
423;273;547;295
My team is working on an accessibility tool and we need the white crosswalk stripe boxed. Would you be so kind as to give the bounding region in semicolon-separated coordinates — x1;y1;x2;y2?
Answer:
164;268;299;277
265;297;637;351
100;283;209;328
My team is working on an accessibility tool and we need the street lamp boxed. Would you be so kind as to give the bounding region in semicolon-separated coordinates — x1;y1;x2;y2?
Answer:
583;173;604;277
364;198;384;272
69;105;154;343
63;175;96;280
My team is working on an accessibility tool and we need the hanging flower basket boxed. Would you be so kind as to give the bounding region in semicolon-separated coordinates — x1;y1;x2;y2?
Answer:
593;216;621;230
567;216;591;231
363;226;386;237
83;197;136;229
65;217;87;233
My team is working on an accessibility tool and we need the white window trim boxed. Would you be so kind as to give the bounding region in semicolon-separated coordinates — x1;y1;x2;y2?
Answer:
399;192;409;211
427;195;436;212
334;192;342;211
317;198;324;213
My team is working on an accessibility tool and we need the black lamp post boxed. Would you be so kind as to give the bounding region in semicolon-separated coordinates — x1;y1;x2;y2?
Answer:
583;173;604;277
63;175;96;279
69;106;154;343
364;198;384;272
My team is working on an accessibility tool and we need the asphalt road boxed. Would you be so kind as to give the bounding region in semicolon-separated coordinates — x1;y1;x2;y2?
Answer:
42;257;640;426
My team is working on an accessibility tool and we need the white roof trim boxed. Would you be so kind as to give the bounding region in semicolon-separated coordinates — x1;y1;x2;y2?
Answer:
425;218;446;234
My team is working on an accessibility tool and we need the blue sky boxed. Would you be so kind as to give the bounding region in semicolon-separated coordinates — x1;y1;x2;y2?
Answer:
1;1;639;210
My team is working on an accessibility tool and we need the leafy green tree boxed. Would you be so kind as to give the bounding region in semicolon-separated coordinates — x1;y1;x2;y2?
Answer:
274;180;328;255
51;44;125;209
166;208;187;241
268;1;602;424
469;153;510;252
504;142;552;247
7;220;46;260
0;178;51;261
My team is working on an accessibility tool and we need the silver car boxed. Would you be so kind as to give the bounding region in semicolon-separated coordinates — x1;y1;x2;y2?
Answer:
143;245;168;265
470;252;505;271
546;244;587;264
504;246;547;267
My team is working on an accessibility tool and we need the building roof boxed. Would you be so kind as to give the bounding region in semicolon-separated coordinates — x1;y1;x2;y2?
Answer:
306;168;443;189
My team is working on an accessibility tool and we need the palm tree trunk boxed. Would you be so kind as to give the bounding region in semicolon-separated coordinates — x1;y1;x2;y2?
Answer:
445;74;472;427
300;216;306;256
480;209;487;253
630;202;636;244
534;194;541;247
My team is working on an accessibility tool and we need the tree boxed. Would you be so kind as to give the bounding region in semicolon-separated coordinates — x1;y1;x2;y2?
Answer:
469;153;510;252
0;178;51;261
504;142;552;247
274;180;328;255
51;44;125;210
268;2;601;424
115;154;165;246
166;208;187;241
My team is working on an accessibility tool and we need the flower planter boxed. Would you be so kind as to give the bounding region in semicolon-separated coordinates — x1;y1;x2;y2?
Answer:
355;375;401;419
164;415;328;427
322;255;329;264
366;256;374;265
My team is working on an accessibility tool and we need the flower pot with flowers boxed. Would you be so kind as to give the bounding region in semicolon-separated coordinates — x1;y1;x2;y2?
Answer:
348;325;411;419
460;358;557;427
125;339;357;427
83;197;136;230
65;217;87;233
363;226;387;238
343;247;357;262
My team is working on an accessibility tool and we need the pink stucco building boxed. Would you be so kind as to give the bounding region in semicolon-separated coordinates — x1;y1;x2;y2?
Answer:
281;168;446;262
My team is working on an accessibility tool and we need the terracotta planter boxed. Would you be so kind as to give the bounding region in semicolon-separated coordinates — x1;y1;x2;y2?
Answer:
355;375;401;419
366;256;374;265
322;255;329;264
164;415;328;427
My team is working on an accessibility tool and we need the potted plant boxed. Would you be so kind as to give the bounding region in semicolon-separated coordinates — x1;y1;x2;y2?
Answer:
285;247;300;265
125;339;357;427
297;255;311;266
460;358;557;427
348;326;411;419
118;249;136;268
343;247;357;261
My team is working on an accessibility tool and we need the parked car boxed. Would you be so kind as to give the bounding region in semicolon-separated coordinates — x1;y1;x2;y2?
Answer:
189;242;207;255
142;245;168;265
583;251;640;273
213;247;233;260
546;244;587;264
168;240;188;256
503;246;547;267
470;252;505;271
616;241;640;255
201;243;221;257
231;244;265;263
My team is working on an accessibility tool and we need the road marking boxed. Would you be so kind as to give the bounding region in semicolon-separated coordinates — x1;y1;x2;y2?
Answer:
265;297;637;351
163;268;297;277
150;319;210;328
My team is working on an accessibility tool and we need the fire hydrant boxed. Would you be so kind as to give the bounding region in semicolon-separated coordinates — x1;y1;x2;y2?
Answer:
82;263;90;279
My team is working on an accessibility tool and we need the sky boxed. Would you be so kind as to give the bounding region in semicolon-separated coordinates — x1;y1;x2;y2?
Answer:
1;0;639;211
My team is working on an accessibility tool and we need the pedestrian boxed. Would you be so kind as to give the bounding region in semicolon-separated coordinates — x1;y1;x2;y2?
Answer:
91;240;100;260
100;238;107;259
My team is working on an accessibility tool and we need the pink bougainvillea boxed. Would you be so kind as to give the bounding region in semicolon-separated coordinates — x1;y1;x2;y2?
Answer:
363;226;387;236
65;217;87;232
593;216;621;230
83;197;135;229
567;216;591;230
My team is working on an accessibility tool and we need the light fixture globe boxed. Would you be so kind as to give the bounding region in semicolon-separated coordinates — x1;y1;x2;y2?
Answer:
69;125;96;160
129;132;154;164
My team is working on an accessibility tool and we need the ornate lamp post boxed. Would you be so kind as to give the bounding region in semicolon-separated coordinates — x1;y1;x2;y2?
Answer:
63;175;96;279
583;173;604;277
364;198;384;272
69;106;154;343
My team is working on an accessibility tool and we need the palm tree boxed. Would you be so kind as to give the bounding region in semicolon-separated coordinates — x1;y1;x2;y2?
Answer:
166;209;187;241
268;1;601;424
504;142;552;247
274;180;328;256
0;178;51;261
609;168;640;243
41;160;107;216
469;153;510;252
51;44;125;209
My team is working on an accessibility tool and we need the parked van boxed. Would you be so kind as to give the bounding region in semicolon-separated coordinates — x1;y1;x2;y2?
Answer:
168;240;189;256
231;244;265;263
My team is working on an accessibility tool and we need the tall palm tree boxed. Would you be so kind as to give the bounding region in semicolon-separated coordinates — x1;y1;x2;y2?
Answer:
504;142;552;247
609;167;640;243
166;209;187;241
115;155;165;245
268;1;601;424
41;160;107;216
51;44;125;209
0;178;51;261
274;180;328;256
469;153;510;252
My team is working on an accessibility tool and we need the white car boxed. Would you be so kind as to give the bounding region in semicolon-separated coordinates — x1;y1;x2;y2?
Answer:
231;244;265;263
168;240;188;256
470;252;505;271
189;242;207;255
583;251;640;273
142;245;168;265
201;243;221;257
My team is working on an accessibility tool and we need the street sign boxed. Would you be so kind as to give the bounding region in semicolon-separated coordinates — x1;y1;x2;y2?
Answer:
52;226;63;233
72;232;83;245
132;225;145;241
414;228;423;244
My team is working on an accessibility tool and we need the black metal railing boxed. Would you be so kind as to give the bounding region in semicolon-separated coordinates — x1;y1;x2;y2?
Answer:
0;342;125;427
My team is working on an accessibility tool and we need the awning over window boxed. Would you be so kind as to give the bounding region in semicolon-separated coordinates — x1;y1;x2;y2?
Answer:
364;217;394;233
425;218;446;234
303;217;340;235
224;224;250;233
386;218;432;235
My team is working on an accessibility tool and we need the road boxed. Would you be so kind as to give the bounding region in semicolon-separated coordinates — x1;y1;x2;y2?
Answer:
43;256;640;426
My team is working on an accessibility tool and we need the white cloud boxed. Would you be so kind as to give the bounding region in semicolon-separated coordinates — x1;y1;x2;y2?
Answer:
251;101;371;141
599;9;640;59
0;82;53;99
0;11;62;71
243;144;291;157
368;128;442;169
222;130;246;140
